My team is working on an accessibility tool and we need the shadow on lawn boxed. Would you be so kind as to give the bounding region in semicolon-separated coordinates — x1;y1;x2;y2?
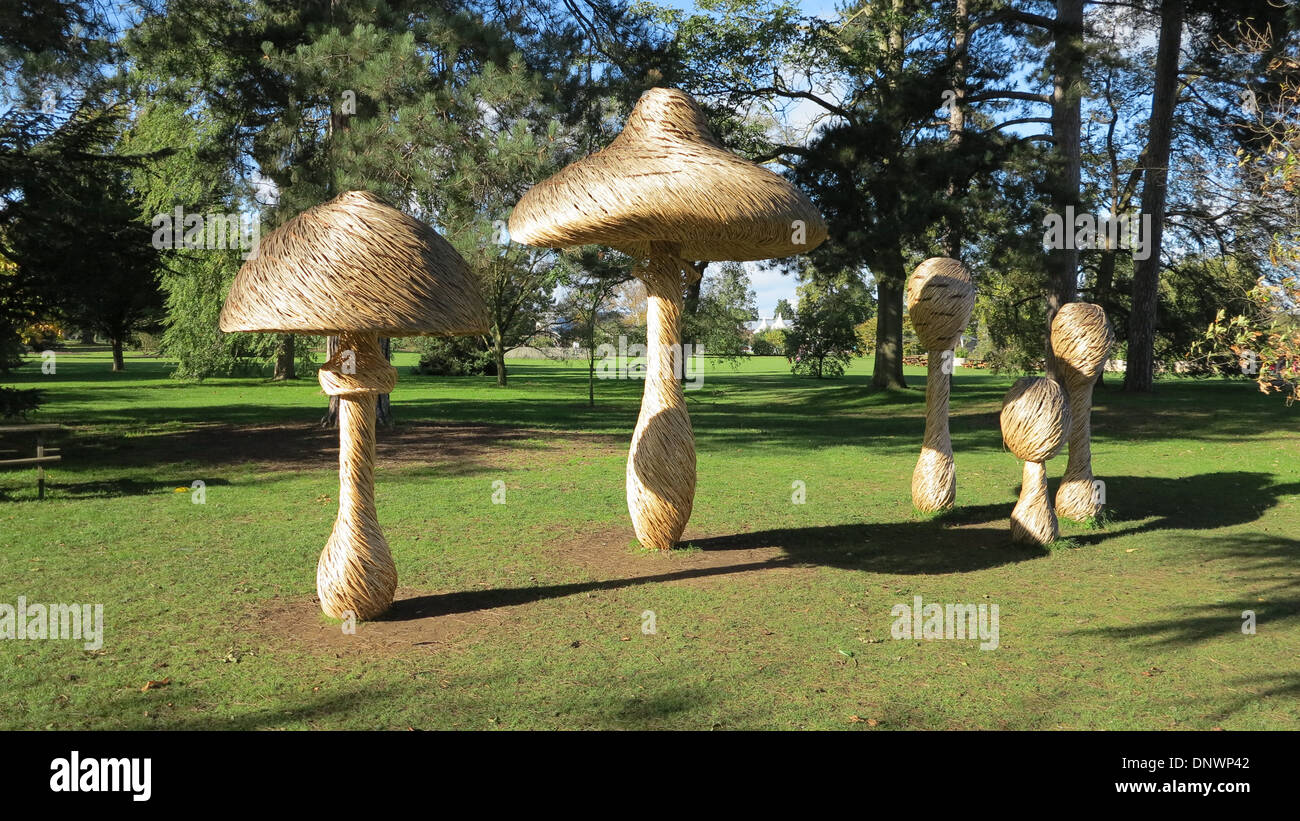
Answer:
120;688;384;731
381;471;1297;621
380;559;797;621
0;476;234;501
1057;471;1300;543
1073;532;1300;648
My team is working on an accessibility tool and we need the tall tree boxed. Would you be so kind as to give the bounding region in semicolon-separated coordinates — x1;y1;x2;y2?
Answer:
1124;0;1184;392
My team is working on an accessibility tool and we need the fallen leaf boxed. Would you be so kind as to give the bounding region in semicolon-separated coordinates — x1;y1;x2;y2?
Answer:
141;677;171;692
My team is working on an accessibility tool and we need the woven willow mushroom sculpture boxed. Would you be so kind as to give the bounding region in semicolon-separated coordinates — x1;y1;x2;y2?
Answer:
219;191;489;620
1050;303;1115;521
906;257;976;512
509;88;826;551
1000;377;1072;545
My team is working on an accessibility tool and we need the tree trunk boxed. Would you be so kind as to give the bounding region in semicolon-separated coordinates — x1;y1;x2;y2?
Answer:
943;0;970;258
80;329;95;344
1046;0;1085;379
587;303;598;407
872;270;907;390
494;330;508;387
273;333;296;380
1125;0;1183;393
683;262;704;348
321;336;392;427
110;337;124;372
375;337;392;428
1095;249;1116;311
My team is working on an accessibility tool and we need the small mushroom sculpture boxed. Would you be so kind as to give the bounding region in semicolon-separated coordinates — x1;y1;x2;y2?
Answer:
508;88;826;550
1000;376;1072;545
1050;303;1114;521
219;191;489;620
905;257;976;512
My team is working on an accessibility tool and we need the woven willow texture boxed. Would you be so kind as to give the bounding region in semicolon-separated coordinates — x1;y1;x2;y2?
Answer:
316;333;398;620
906;257;976;352
626;255;697;551
906;257;976;512
220;190;489;337
507;88;828;261
220;193;489;620
1050;303;1115;521
1000;376;1071;545
507;90;825;550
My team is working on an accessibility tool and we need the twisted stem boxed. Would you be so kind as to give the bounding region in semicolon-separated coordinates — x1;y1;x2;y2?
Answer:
317;331;397;619
912;352;956;511
1055;378;1100;521
626;249;696;551
1011;460;1058;545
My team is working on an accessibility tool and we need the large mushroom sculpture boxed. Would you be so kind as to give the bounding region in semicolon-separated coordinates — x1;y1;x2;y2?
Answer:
1000;376;1071;545
1050;302;1114;521
906;257;976;512
508;88;827;551
219;190;489;620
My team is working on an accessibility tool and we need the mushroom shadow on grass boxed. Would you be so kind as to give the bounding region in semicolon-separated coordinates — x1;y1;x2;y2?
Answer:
508;87;827;551
219;190;489;620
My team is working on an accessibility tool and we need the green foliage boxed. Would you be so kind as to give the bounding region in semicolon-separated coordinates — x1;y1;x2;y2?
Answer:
853;317;875;356
412;337;497;377
971;264;1049;374
4;104;165;369
684;262;757;363
0;385;42;419
1194;274;1300;404
750;328;785;356
784;271;872;378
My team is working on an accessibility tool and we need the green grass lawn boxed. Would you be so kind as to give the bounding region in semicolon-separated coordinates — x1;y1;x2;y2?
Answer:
1;346;1297;729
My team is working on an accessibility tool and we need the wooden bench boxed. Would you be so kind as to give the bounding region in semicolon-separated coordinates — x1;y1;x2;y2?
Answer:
0;424;63;500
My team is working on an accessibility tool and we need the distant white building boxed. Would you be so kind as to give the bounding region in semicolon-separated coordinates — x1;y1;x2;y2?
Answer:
753;313;791;333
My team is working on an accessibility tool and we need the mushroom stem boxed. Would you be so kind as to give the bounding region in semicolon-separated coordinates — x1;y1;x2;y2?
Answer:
1011;460;1058;545
1055;378;1101;521
626;253;696;551
912;352;956;511
317;331;397;620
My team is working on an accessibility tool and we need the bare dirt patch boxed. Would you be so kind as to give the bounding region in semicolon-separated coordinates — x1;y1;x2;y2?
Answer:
251;527;806;659
252;590;511;656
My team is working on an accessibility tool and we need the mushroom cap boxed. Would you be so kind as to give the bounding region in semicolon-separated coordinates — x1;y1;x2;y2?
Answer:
219;191;489;337
1000;376;1071;462
1050;302;1114;384
507;88;827;262
906;257;976;351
